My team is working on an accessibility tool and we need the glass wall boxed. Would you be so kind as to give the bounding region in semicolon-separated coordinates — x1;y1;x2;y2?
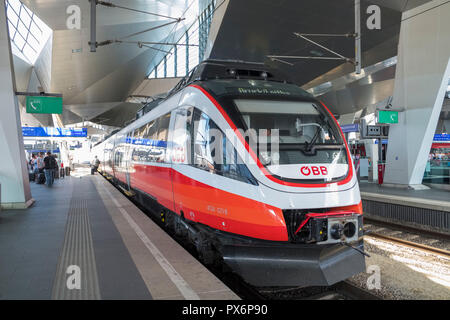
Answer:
148;0;216;79
423;138;450;187
6;0;52;64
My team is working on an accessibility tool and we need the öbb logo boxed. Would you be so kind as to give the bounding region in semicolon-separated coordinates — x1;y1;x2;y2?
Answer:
300;166;328;176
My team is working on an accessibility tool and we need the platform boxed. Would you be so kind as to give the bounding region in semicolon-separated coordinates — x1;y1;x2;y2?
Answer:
0;169;239;300
360;181;450;234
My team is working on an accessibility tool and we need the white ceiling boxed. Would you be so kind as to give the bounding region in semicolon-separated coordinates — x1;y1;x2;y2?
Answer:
18;0;196;125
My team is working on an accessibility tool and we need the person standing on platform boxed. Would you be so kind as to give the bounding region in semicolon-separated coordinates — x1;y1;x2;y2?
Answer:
44;152;57;187
33;154;39;175
91;156;100;175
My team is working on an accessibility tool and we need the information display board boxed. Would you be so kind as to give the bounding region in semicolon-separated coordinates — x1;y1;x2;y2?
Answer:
22;127;87;138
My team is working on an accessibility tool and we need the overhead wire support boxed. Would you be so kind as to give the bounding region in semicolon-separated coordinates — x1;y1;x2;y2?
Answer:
89;0;186;52
355;0;362;74
293;32;353;62
96;40;198;48
267;55;349;65
96;0;182;21
267;0;362;74
119;18;185;40
294;33;356;38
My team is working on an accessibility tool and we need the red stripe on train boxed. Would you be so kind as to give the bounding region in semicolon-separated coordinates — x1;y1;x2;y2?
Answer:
115;163;289;242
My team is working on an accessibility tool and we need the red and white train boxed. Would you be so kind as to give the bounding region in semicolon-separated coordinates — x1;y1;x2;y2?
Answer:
92;60;366;287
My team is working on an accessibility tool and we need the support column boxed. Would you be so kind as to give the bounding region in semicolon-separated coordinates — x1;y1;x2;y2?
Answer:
364;140;378;182
0;1;33;209
384;0;450;189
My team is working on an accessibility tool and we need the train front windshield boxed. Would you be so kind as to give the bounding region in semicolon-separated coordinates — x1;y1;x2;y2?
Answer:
234;99;349;182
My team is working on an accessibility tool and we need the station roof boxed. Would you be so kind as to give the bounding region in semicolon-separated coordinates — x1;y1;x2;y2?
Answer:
13;0;434;128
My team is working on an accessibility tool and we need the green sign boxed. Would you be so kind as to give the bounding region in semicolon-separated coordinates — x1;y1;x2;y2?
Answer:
26;96;63;114
378;110;398;124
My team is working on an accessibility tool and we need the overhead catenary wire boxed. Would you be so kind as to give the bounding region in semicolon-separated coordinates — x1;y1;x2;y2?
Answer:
118;19;185;41
96;0;182;21
93;0;204;53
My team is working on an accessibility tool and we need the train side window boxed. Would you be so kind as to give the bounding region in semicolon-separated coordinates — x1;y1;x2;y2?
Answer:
192;109;257;185
193;110;222;172
144;119;158;141
172;107;194;164
144;113;171;163
156;113;171;142
222;137;257;185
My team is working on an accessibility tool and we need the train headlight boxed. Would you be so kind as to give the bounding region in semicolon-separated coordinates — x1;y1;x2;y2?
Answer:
343;222;356;238
330;223;344;240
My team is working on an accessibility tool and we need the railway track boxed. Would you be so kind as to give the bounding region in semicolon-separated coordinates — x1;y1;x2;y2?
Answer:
364;217;450;240
365;232;450;257
363;218;450;258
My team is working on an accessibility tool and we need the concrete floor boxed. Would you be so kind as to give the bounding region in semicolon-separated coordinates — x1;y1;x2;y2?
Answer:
359;181;450;203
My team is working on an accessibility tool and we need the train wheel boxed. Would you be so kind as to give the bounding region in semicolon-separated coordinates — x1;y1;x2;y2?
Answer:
195;232;215;265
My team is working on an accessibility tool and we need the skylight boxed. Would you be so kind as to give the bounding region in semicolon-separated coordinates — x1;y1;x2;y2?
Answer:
6;0;52;64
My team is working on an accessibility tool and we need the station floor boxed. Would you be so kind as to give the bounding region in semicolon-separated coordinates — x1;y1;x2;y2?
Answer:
0;169;239;300
359;181;450;204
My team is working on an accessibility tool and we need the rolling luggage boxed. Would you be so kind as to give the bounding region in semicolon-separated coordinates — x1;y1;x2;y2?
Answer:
37;173;46;184
29;172;35;182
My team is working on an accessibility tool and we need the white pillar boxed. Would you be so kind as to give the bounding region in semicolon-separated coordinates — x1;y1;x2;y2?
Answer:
384;0;450;188
364;140;378;182
0;1;33;209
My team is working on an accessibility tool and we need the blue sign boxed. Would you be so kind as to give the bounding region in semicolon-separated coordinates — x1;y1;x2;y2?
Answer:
27;149;60;154
22;127;87;138
341;124;359;133
434;134;450;142
374;139;389;144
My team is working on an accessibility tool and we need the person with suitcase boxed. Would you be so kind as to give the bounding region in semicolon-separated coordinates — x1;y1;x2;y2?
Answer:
43;152;57;187
28;154;36;182
91;156;100;175
60;162;65;179
35;153;45;182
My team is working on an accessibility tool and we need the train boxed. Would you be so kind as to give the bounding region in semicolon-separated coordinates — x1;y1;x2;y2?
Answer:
92;60;366;287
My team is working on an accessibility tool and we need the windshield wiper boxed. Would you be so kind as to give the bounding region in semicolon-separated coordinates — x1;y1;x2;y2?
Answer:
304;126;322;153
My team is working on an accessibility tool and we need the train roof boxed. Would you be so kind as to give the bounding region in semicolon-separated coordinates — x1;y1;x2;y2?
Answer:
128;59;317;135
168;59;314;100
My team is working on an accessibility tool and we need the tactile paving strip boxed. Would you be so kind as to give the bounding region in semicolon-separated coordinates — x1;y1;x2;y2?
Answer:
51;197;101;300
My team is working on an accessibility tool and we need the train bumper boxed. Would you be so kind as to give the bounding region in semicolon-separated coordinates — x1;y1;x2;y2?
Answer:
221;239;366;287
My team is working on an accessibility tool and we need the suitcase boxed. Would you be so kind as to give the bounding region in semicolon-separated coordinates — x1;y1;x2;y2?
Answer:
37;173;46;184
29;172;35;182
